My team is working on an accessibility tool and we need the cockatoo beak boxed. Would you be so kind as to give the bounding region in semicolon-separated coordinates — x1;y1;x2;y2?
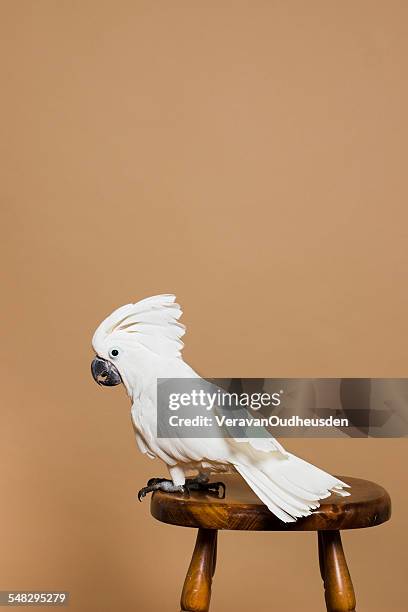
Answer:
91;356;122;387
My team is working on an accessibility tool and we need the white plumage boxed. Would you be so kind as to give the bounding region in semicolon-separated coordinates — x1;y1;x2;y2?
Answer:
92;294;350;522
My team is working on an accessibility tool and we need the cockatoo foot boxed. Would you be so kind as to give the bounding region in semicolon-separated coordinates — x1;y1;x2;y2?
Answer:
185;478;226;499
137;478;187;501
137;477;226;501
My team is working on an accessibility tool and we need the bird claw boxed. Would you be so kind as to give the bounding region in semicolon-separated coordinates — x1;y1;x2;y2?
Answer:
185;478;226;499
137;477;226;502
208;481;226;498
137;478;187;502
137;486;152;502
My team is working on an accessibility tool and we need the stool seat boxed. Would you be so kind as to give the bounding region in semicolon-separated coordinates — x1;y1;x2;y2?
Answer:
151;473;391;531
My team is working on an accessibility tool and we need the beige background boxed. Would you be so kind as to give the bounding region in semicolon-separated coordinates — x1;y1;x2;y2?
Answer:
1;1;407;610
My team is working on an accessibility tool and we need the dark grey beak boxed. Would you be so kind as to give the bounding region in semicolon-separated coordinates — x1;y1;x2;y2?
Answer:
91;357;122;387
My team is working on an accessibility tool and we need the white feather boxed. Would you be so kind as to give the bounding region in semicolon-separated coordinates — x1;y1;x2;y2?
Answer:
92;294;185;358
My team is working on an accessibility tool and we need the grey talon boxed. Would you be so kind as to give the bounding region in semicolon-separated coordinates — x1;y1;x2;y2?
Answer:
137;478;190;501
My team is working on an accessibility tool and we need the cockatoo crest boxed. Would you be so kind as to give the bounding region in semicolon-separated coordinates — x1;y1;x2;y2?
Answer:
92;294;185;358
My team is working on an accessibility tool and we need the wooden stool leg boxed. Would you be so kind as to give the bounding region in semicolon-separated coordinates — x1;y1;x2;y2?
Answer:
318;530;356;612
318;530;326;580
180;528;218;612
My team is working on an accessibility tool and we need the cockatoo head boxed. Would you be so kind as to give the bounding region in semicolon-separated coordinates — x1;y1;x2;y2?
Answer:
91;294;185;394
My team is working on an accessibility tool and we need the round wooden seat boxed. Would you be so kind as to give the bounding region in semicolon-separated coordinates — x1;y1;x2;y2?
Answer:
151;474;391;612
151;473;391;531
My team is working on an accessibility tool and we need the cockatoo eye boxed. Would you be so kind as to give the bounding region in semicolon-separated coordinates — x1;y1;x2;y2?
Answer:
109;348;120;358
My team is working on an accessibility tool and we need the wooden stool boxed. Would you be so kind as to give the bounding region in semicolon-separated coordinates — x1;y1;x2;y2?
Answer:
151;474;391;612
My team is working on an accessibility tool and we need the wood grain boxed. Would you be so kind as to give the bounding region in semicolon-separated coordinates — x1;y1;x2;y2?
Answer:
180;528;218;612
318;530;356;611
151;474;391;531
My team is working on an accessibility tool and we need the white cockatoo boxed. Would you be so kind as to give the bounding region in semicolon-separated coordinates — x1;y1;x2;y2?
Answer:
91;294;350;522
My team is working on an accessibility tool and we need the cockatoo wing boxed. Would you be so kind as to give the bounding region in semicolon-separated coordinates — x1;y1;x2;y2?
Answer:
157;376;286;454
155;376;350;522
